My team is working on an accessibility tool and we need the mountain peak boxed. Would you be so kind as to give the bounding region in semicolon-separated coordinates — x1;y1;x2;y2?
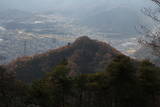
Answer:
7;36;122;82
72;36;94;46
75;36;91;42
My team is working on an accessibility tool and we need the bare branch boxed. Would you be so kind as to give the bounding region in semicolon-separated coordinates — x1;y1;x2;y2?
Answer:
152;0;160;6
138;0;160;57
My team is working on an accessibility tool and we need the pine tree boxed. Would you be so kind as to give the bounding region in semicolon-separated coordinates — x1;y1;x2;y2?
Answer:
138;60;160;107
106;55;138;107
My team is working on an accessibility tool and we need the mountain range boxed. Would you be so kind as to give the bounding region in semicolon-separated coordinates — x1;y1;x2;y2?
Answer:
81;7;148;35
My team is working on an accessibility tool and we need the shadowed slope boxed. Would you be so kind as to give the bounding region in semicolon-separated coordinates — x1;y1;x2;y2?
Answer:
7;36;122;82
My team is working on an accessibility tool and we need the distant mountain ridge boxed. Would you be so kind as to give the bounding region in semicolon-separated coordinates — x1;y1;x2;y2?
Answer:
7;36;122;82
134;47;160;66
81;7;149;35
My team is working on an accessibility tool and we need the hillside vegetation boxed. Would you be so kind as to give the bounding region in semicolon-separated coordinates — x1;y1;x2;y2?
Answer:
8;36;121;82
0;37;160;107
1;54;160;107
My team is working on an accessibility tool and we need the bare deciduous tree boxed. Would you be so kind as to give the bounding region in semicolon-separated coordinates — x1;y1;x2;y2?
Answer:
152;0;160;5
139;0;160;56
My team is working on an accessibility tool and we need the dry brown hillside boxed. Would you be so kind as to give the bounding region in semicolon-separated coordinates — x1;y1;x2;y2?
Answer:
7;36;122;82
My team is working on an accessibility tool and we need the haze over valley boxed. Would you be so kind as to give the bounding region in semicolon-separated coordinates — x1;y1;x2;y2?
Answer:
0;0;155;64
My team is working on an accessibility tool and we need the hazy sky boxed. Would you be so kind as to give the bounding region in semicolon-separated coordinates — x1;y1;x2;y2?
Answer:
0;0;154;12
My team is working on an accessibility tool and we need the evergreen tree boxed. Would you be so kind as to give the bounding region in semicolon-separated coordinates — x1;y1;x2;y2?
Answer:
46;64;72;107
106;55;138;107
138;60;160;107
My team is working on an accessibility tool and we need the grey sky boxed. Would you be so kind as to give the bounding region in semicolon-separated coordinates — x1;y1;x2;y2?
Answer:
0;0;154;12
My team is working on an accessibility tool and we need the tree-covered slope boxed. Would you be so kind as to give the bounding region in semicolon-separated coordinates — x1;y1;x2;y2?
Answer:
7;36;122;82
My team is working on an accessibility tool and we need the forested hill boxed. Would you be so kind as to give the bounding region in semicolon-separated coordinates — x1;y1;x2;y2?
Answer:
1;36;160;107
7;36;122;82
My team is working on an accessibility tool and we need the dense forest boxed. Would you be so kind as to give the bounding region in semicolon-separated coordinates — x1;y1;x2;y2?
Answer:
1;55;160;107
